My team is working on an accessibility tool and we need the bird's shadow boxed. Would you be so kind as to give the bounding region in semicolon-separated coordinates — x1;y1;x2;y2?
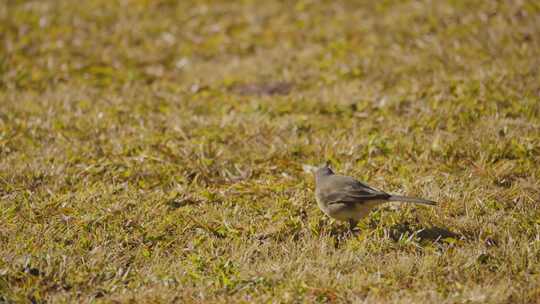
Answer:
388;223;459;243
327;222;460;248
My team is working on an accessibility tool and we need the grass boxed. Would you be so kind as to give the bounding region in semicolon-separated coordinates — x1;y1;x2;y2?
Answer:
1;0;540;302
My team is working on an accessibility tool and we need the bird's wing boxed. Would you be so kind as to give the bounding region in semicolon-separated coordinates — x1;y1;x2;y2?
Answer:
324;176;390;205
324;190;389;205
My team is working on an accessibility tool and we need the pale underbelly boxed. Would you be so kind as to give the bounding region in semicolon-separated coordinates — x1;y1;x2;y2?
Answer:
318;200;383;221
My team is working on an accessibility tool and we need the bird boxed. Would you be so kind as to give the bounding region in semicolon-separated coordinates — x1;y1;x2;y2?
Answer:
313;164;436;231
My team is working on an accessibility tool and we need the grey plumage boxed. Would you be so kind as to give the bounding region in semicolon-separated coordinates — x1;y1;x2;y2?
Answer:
314;164;436;230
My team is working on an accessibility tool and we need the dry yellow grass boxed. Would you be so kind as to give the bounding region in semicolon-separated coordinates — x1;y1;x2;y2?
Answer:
1;0;540;303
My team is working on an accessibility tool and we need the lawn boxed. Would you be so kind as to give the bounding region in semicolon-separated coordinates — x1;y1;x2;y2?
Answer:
1;0;540;303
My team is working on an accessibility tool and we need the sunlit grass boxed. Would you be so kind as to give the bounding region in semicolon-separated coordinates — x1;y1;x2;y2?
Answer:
1;0;540;303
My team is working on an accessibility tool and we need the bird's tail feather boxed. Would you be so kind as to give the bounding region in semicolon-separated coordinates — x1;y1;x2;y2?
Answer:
388;195;437;205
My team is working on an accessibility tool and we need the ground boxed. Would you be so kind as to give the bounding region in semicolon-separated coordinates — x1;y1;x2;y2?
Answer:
1;0;540;303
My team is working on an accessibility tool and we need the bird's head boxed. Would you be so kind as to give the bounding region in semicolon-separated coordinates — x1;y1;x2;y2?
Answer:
314;162;334;182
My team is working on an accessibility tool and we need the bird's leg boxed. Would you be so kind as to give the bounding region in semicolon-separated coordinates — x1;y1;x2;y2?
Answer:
348;219;358;233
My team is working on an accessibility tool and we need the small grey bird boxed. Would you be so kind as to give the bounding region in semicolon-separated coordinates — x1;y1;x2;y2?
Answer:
314;164;436;230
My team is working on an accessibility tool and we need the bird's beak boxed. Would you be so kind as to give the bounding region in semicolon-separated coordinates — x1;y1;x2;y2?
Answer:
302;164;318;174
